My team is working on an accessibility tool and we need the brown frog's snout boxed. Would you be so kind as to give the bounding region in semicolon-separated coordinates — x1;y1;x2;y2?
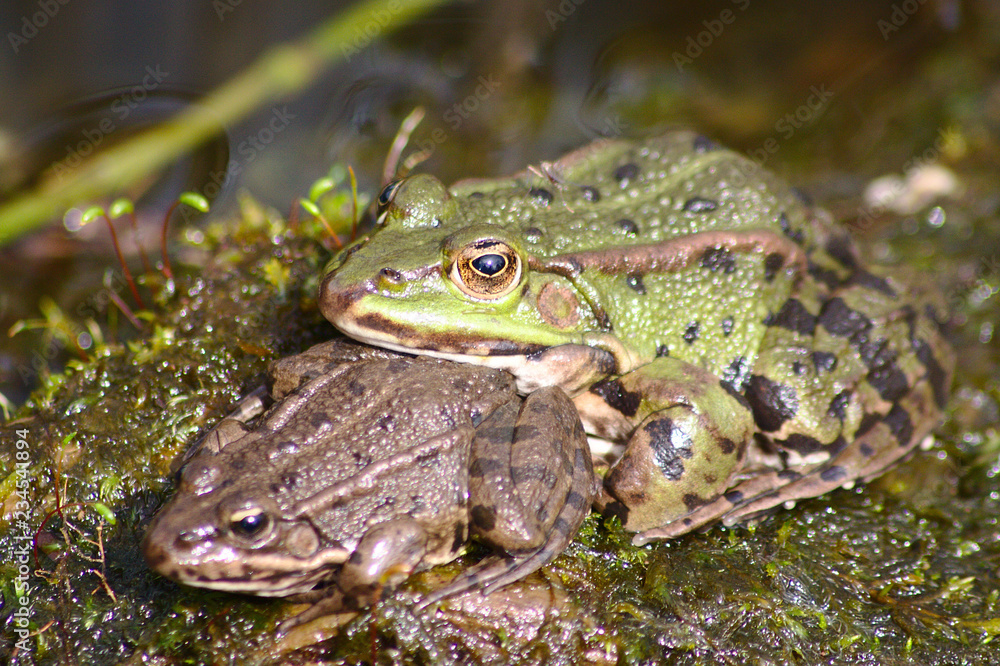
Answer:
141;509;216;578
141;513;176;575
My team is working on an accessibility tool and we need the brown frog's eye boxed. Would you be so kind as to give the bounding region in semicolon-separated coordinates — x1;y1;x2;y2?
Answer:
229;508;272;541
376;178;404;220
450;239;522;299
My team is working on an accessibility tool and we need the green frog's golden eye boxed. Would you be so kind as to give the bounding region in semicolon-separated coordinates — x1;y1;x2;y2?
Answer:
229;508;272;540
376;179;404;219
450;239;522;299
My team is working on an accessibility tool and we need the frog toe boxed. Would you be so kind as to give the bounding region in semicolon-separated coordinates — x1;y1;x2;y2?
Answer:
416;550;548;610
722;400;942;525
277;588;352;634
628;490;744;544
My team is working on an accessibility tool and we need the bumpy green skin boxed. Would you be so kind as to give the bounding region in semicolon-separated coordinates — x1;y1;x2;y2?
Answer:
320;131;955;543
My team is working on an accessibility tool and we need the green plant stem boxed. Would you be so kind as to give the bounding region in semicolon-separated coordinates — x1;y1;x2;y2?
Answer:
0;0;449;245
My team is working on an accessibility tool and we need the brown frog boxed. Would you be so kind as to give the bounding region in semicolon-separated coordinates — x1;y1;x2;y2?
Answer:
142;339;594;629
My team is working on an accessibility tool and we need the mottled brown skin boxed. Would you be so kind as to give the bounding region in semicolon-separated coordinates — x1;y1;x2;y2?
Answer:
143;339;593;630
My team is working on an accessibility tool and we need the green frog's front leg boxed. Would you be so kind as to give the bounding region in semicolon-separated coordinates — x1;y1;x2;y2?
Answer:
575;356;756;543
419;386;594;608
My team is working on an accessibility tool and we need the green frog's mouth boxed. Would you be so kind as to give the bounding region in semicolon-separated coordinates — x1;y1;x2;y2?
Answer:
319;270;548;359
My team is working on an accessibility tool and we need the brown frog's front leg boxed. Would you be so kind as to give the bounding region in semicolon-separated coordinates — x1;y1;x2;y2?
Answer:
419;386;594;608
181;385;271;460
278;515;436;633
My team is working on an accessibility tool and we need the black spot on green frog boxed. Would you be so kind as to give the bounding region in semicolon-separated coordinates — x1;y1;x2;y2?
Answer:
320;131;954;544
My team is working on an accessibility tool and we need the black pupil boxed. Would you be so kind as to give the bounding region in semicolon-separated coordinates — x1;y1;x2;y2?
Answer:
233;512;267;537
471;253;507;276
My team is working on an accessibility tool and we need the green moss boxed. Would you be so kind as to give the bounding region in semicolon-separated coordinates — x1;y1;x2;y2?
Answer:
0;195;341;664
3;99;1000;664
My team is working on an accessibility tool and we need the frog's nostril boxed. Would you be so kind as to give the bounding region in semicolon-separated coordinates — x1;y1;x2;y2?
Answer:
177;532;198;547
178;525;217;545
379;268;403;284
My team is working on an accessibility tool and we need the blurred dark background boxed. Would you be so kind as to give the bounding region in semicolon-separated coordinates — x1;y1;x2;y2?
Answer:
1;0;994;405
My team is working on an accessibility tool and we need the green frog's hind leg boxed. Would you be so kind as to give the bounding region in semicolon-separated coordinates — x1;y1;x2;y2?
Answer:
418;387;594;609
590;357;756;542
713;265;953;530
629;266;952;543
628;470;786;543
640;399;941;542
721;350;951;525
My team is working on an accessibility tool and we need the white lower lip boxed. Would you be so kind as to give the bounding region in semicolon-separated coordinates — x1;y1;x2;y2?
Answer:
335;317;532;369
331;317;410;351
351;319;513;357
187;570;329;596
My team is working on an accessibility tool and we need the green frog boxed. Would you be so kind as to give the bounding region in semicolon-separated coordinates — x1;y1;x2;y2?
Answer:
142;340;593;629
320;130;954;544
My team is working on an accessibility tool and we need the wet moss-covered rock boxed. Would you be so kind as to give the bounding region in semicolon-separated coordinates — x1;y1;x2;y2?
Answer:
3;159;1000;664
1;197;343;664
